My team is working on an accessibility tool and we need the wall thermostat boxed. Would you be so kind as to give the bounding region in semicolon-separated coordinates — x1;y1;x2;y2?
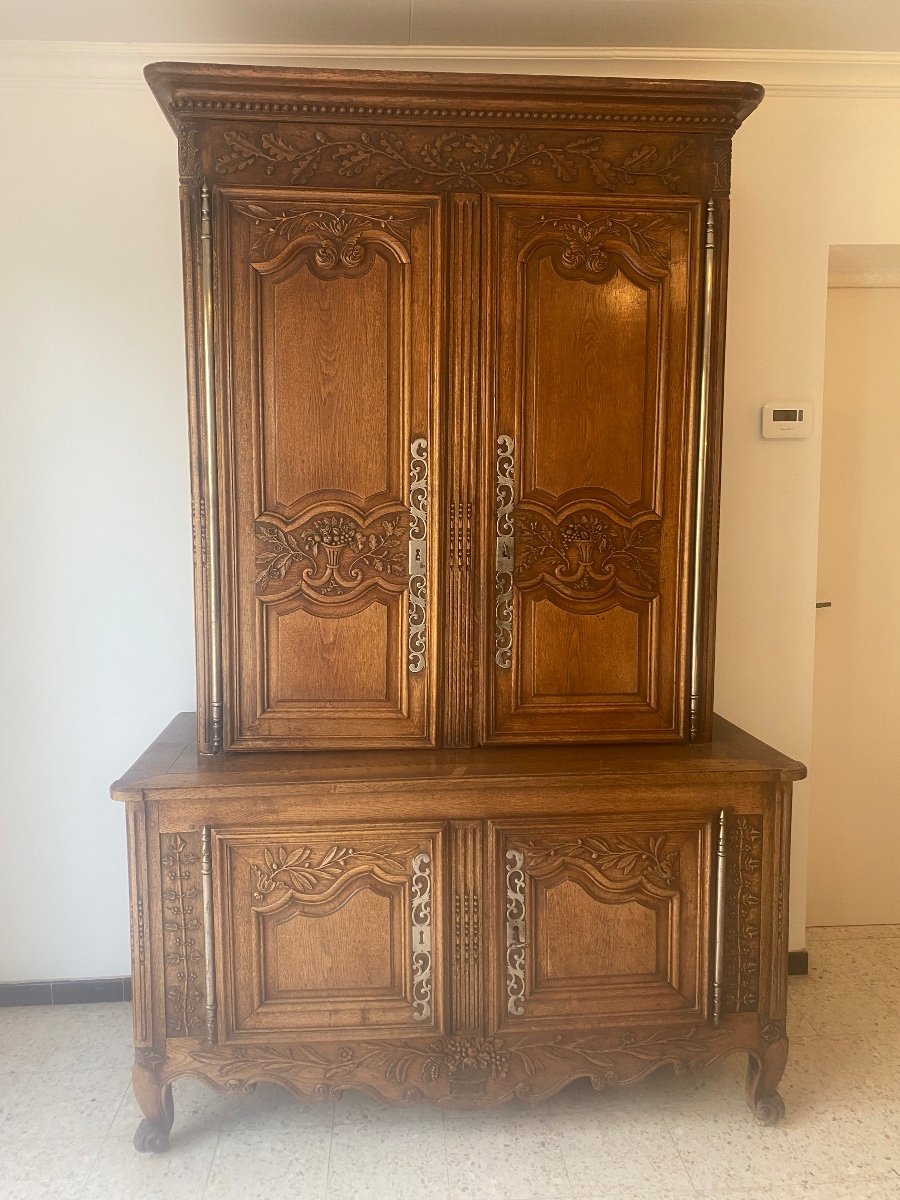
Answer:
761;403;813;439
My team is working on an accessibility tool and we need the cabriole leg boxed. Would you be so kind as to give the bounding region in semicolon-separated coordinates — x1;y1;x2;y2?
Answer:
746;1035;788;1125
132;1057;174;1152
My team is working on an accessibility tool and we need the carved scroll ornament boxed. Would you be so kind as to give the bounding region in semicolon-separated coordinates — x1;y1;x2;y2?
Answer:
235;203;412;270
525;213;673;277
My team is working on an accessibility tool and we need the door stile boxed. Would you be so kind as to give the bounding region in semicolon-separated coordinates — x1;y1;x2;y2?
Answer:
442;193;483;747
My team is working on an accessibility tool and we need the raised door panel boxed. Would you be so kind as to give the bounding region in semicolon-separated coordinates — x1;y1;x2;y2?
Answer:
220;193;442;749
214;823;444;1040
488;816;713;1032
484;199;699;743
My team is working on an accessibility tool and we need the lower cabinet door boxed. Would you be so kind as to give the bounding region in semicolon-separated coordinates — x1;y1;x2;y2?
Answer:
489;816;714;1031
213;823;444;1040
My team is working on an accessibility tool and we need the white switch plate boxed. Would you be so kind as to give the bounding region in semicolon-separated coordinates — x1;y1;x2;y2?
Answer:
761;403;813;439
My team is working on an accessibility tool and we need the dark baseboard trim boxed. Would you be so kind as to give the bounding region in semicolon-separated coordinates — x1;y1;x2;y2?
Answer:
788;949;809;976
0;976;132;1007
2;958;810;1008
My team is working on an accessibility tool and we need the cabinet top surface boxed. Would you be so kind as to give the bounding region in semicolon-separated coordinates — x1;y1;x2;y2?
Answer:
145;61;763;132
112;714;805;799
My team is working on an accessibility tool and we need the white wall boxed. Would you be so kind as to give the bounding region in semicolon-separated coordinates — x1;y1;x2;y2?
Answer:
1;45;898;978
808;287;900;926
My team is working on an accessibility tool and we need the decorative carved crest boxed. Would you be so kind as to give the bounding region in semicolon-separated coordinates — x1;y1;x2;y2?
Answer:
255;513;409;600
520;833;679;892
234;203;412;268
723;816;763;1013
526;213;672;276
515;511;661;601
161;833;206;1039
215;127;695;194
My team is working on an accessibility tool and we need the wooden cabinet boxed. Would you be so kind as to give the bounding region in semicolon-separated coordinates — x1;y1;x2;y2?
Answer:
148;63;761;753
117;65;805;1154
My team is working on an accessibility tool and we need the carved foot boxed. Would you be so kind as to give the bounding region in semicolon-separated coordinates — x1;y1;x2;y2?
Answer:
752;1091;786;1126
132;1055;174;1153
133;1117;171;1153
746;1032;788;1126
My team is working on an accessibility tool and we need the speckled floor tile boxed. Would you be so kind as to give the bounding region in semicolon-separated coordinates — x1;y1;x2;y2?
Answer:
327;1117;448;1200
808;925;900;943
0;1131;103;1187
554;1108;694;1197
205;1125;331;1199
698;1178;900;1199
787;978;900;1039
333;1087;443;1124
807;940;900;983
82;1130;219;1200
0;1067;130;1140
444;1115;571;1199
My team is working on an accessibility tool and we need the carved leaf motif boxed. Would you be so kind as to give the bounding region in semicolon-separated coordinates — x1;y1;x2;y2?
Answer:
251;843;409;905
520;833;678;890
528;212;672;273
723;817;763;1013
216;127;694;194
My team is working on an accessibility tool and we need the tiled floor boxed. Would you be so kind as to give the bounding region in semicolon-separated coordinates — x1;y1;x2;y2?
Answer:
2;925;900;1200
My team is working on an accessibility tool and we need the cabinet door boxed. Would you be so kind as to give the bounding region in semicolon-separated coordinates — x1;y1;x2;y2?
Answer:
488;816;713;1031
214;823;444;1041
219;193;443;749
483;198;698;743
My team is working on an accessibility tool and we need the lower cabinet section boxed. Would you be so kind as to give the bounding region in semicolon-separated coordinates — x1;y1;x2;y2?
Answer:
122;724;802;1151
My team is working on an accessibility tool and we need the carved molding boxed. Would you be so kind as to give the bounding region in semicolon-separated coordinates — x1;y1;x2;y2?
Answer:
181;1025;714;1101
234;203;412;269
723;816;763;1013
515;511;661;601
255;512;409;601
160;833;206;1039
214;127;696;193
410;852;433;1023
526;212;673;275
177;125;200;180
505;850;527;1017
519;833;679;893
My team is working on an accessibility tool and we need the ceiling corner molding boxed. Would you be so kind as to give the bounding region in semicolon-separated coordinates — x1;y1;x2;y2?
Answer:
2;40;900;97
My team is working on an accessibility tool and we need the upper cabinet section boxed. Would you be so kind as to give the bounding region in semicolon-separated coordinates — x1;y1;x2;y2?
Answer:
147;64;762;753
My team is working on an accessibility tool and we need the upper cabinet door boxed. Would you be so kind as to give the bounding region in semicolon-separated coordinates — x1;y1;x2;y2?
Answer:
219;192;443;749
483;198;699;744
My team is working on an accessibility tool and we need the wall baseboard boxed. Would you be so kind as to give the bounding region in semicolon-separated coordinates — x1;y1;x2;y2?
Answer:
788;949;809;976
2;960;810;1007
0;976;132;1007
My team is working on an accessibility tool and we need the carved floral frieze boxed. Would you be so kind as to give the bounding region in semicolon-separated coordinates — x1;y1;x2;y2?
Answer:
183;1025;712;1100
723;816;763;1013
255;513;409;601
515;511;661;601
214;127;696;194
160;833;206;1039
